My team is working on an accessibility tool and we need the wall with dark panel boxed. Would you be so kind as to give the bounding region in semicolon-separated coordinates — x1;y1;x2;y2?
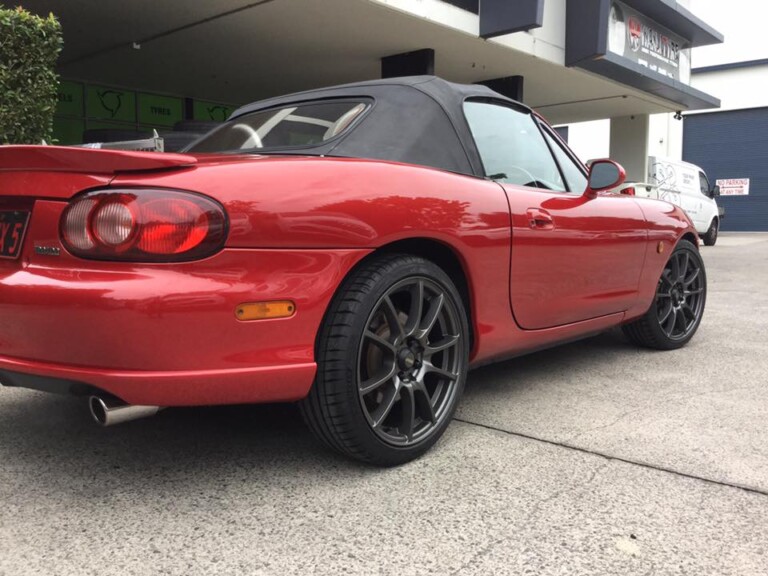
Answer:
683;108;768;231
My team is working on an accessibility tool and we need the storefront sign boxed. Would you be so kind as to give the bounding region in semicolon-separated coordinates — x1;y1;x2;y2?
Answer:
565;0;719;110
716;178;750;196
56;81;83;118
607;1;690;83
138;93;183;127
193;100;234;122
86;85;137;123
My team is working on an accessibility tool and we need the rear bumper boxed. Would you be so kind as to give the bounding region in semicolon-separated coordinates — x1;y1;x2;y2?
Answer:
0;359;317;406
0;246;369;406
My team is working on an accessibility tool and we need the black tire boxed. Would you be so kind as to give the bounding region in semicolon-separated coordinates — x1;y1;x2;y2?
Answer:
703;218;719;246
622;239;706;350
300;254;469;466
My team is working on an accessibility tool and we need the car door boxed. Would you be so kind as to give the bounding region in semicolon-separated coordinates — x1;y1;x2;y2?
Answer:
464;100;648;330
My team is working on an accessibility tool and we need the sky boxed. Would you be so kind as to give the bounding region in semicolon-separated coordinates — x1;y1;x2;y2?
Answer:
690;0;768;67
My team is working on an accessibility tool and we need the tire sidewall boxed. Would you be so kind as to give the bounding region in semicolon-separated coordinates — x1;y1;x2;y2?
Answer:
704;219;718;246
646;239;707;349
320;256;469;464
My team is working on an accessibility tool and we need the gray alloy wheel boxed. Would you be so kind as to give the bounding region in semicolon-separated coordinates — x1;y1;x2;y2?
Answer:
622;239;706;350
300;254;469;466
358;276;463;446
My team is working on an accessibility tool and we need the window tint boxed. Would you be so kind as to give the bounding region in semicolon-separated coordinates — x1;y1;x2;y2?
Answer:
464;101;565;191
188;101;369;153
540;125;588;193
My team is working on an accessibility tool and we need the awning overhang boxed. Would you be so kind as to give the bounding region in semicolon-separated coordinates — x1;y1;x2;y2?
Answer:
582;52;720;110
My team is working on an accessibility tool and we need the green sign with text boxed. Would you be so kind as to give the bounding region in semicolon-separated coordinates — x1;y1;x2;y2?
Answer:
56;81;83;118
138;93;183;127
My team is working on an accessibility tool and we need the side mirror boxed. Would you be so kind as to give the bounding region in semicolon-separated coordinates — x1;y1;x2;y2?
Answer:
711;185;720;198
585;159;626;198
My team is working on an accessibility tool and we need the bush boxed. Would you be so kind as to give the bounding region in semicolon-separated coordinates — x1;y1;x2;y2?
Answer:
0;5;62;144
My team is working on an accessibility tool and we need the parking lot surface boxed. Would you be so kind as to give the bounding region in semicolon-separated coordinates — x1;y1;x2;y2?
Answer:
1;233;767;576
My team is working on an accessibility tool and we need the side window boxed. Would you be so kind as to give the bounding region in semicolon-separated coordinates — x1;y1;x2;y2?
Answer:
539;124;589;194
464;101;565;191
699;172;710;196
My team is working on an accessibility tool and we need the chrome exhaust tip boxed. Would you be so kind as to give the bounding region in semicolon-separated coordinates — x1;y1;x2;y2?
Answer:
89;396;162;427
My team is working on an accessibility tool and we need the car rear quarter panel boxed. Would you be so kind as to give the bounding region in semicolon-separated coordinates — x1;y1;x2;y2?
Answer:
113;157;520;365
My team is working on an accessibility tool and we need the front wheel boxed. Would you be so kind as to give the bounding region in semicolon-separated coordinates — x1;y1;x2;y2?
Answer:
622;239;706;350
703;218;719;246
300;254;469;466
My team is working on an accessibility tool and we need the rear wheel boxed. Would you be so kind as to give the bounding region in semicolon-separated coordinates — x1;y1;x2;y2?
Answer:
703;218;719;246
622;239;706;350
300;254;469;466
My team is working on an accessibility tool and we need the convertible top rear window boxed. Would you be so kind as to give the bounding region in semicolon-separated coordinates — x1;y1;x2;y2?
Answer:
187;100;369;153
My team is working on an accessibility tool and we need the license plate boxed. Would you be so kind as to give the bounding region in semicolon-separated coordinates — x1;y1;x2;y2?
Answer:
0;210;30;259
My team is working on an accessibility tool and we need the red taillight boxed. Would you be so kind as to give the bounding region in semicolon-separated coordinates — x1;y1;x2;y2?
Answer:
61;189;228;262
622;187;636;196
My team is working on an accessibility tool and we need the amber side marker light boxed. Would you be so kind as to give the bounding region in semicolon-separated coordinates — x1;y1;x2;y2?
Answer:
236;301;296;321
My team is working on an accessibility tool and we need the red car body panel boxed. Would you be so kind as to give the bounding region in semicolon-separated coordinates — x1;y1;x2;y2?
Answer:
0;76;701;409
0;151;695;407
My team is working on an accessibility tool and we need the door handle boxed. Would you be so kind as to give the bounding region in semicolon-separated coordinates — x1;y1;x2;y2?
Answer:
526;208;554;230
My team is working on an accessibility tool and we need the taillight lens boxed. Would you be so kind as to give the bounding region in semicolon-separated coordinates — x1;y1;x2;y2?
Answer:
622;187;636;196
61;189;228;262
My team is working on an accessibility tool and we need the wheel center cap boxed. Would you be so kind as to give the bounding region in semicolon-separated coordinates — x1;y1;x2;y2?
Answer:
671;285;684;305
398;348;417;370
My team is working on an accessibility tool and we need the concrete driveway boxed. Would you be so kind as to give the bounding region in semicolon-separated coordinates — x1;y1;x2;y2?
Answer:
1;233;767;576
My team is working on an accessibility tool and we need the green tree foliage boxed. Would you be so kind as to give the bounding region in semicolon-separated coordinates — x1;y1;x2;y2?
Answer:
0;5;62;144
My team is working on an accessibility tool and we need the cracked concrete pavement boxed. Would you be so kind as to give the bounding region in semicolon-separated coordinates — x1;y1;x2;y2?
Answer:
1;233;767;575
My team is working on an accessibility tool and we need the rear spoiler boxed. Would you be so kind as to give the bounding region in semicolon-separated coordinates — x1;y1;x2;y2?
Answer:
0;145;197;174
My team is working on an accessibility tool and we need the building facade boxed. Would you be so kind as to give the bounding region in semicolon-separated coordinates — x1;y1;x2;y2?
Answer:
21;0;722;188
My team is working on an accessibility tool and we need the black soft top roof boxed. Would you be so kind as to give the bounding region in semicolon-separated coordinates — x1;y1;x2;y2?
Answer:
229;76;531;177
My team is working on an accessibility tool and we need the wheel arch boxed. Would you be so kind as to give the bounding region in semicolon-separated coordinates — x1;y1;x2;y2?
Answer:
681;231;699;248
378;238;474;349
319;237;476;355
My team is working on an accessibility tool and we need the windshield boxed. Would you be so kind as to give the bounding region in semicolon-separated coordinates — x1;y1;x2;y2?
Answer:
186;100;369;153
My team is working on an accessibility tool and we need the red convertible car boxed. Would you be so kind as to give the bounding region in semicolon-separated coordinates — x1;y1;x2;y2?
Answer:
0;77;706;465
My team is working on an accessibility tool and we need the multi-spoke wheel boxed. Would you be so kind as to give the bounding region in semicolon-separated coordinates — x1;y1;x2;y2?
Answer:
300;254;469;465
622;239;707;350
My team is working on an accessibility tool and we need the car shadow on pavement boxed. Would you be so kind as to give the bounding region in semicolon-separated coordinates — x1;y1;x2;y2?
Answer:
0;388;371;496
0;330;633;493
464;329;631;391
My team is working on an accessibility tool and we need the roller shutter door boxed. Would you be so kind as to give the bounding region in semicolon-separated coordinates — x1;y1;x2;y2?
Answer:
683;108;768;231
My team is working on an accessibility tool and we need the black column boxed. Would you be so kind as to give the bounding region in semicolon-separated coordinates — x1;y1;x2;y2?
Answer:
184;97;194;120
478;76;525;103
480;0;544;39
381;49;435;78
